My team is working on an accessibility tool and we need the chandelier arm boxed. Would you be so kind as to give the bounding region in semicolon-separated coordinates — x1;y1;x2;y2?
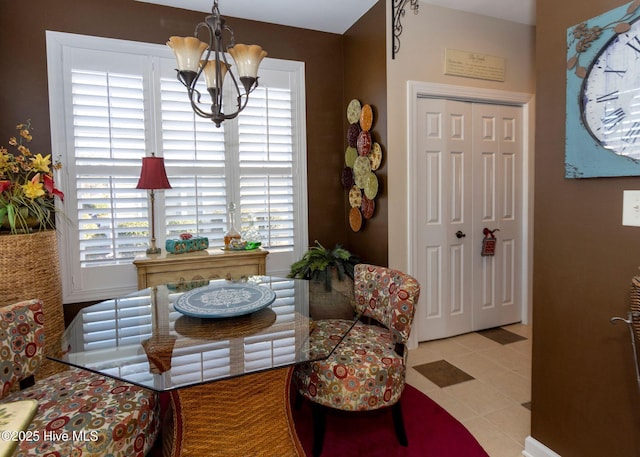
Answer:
222;54;245;116
191;20;213;88
223;24;236;49
190;96;215;119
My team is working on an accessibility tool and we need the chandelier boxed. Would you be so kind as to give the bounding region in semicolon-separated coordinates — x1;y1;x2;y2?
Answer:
167;0;267;127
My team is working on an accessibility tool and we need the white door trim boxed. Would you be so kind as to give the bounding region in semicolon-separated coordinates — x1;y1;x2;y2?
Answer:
407;81;534;349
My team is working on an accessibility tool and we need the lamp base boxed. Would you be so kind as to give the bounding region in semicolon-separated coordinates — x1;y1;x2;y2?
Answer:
146;246;162;255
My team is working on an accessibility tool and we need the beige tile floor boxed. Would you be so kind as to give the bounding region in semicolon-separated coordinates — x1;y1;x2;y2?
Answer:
407;323;532;457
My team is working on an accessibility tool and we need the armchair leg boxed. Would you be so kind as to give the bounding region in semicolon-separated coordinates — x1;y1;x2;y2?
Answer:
391;401;408;446
311;403;326;457
19;375;35;390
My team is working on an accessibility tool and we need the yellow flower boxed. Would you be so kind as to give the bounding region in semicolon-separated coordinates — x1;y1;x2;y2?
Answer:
19;129;32;142
22;174;45;199
0;119;65;234
30;154;51;173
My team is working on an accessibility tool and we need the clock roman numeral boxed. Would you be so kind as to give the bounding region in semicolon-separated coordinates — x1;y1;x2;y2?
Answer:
604;67;626;77
602;107;625;133
627;36;640;54
622;121;640;145
596;91;619;103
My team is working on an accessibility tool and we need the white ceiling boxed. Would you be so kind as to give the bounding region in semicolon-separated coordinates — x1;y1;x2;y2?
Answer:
136;0;535;34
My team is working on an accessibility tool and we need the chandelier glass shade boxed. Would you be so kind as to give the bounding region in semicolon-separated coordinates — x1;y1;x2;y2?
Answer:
167;0;267;127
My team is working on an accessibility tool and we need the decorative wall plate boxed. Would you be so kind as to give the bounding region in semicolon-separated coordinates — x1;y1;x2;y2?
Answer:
357;130;372;156
174;283;276;318
359;104;373;131
347;99;362;124
364;172;379;199
347;123;361;148
353;156;372;188
349;207;363;232
342;167;354;189
360;195;375;219
349;185;363;208
345;146;358;168
369;142;382;170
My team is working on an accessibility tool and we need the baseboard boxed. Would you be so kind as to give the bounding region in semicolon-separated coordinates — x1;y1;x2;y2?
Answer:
522;436;561;457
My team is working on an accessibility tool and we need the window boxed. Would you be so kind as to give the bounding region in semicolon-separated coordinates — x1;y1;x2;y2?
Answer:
47;32;308;303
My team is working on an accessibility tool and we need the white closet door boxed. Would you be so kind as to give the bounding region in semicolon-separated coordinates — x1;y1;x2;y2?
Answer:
414;98;523;341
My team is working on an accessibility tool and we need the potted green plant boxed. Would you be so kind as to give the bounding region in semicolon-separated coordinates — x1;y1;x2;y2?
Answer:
288;240;359;291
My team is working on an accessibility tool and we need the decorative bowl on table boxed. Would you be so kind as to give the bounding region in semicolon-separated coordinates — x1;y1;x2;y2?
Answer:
174;282;276;318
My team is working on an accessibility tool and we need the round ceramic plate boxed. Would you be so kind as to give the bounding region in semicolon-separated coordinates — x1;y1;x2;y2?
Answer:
347;99;362;124
347;123;361;148
364;172;379;199
357;130;372;156
174;283;276;318
353;156;371;189
349;207;363;232
361;195;375;219
342;167;354;189
345;146;358;168
359;104;373;131
369;142;382;170
349;185;362;208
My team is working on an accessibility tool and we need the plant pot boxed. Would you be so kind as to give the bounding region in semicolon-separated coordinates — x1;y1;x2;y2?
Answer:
0;214;44;233
309;267;355;320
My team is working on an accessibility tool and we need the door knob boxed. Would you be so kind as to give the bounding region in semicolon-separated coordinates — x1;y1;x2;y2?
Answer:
455;231;466;239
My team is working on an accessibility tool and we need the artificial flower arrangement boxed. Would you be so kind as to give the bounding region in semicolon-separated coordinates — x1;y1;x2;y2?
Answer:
0;120;64;234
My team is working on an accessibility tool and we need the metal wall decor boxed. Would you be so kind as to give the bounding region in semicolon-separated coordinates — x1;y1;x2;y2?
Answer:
343;99;382;232
392;0;419;59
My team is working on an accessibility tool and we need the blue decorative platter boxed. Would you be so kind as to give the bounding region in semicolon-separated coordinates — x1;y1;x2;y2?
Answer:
174;283;276;318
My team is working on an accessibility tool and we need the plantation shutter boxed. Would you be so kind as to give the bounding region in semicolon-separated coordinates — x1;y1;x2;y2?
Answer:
159;58;229;243
69;49;150;268
238;84;295;252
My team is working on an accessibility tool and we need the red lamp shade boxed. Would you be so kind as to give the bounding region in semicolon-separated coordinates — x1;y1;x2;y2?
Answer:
136;156;172;190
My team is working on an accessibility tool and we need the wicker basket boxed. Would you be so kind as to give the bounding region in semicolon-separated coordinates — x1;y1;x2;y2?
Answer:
0;230;65;378
167;368;304;457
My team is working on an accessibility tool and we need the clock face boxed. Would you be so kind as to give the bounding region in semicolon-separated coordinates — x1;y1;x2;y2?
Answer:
581;18;640;158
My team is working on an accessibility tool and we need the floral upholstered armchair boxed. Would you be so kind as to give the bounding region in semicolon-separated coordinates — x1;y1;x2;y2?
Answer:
0;299;160;456
293;264;421;457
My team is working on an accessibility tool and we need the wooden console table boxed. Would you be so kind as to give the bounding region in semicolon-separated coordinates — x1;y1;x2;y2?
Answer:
133;248;268;289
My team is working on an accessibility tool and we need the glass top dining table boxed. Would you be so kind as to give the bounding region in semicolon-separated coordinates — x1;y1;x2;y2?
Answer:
52;276;357;392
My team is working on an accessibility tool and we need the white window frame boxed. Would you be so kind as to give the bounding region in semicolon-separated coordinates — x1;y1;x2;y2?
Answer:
46;31;308;303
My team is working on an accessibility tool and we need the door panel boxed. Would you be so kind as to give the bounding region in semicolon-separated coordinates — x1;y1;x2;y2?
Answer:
416;99;473;341
415;98;523;341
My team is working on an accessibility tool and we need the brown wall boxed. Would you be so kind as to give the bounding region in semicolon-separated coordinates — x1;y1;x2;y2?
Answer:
342;1;388;266
534;1;640;455
0;0;346;252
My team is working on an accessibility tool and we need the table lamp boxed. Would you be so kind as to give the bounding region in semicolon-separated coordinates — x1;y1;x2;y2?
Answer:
137;153;171;254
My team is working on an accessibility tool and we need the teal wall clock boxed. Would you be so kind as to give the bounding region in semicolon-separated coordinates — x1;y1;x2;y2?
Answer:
566;1;640;178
